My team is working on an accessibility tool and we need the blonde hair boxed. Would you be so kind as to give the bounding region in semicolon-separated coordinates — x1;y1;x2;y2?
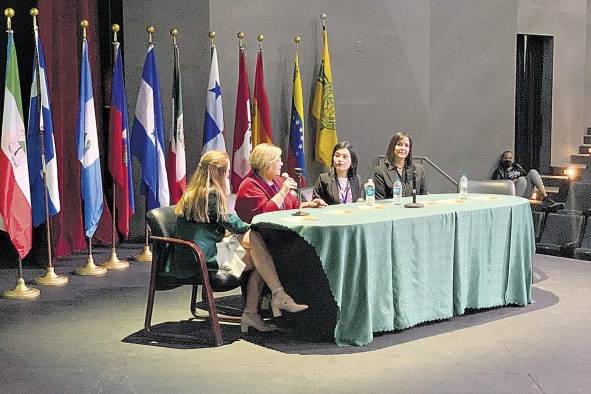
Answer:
175;151;230;222
249;143;282;173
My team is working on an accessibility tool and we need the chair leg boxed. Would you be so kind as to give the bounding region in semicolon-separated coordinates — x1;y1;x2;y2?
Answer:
144;284;156;333
201;282;223;346
190;285;199;318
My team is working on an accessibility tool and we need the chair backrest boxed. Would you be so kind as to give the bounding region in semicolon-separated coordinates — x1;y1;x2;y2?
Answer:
565;182;591;211
539;213;585;245
461;180;516;195
532;211;545;240
146;206;178;285
580;219;591;249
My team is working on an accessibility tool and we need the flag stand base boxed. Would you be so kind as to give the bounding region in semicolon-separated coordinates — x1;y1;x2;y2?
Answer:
134;245;152;262
102;249;129;270
3;278;40;300
36;267;69;286
74;255;107;276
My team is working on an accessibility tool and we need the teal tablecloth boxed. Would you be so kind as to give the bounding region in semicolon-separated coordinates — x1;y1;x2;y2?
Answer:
252;193;534;346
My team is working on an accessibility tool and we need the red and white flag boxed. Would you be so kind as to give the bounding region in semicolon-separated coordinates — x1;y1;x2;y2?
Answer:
251;50;272;147
231;46;252;193
0;31;32;259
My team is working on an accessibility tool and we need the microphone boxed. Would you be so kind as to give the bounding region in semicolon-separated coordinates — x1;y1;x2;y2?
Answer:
287;169;309;216
404;166;424;208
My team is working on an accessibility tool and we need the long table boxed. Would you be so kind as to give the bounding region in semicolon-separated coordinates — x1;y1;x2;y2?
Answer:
252;193;534;346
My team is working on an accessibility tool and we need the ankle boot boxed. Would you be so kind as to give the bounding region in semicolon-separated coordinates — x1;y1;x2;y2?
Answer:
271;289;308;317
240;312;278;333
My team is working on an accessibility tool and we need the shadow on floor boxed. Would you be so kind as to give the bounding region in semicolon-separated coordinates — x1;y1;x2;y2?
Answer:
122;286;559;355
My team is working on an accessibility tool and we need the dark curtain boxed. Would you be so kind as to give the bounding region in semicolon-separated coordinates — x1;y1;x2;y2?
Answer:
515;35;544;171
0;0;115;266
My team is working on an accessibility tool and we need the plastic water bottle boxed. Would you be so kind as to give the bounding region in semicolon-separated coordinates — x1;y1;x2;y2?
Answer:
393;179;402;205
365;179;376;205
459;174;468;199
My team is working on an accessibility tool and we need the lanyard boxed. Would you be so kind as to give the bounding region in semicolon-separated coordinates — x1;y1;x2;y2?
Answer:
337;177;351;204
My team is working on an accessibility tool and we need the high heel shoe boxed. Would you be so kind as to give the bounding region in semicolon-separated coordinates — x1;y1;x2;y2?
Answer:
240;312;278;333
271;288;308;317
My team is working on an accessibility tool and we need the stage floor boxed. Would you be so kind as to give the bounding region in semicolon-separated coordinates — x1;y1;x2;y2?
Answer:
0;246;589;393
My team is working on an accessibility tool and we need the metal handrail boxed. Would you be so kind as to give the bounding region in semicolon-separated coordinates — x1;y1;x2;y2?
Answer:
377;155;458;187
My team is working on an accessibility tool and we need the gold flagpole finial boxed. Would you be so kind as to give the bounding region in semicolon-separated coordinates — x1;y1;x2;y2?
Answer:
170;27;178;45
30;8;39;29
320;13;327;28
237;31;245;49
5;8;15;31
112;24;120;43
80;19;89;39
294;35;301;52
209;31;216;47
257;34;264;50
147;25;155;44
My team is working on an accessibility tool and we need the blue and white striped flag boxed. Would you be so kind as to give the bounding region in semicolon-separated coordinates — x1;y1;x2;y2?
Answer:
27;26;60;227
76;38;103;238
202;46;226;153
131;45;169;209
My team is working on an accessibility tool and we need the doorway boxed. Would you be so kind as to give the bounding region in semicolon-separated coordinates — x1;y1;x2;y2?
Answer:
515;34;553;173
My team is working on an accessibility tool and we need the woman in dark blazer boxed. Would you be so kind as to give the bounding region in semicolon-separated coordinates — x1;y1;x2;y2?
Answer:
313;141;363;205
373;132;428;199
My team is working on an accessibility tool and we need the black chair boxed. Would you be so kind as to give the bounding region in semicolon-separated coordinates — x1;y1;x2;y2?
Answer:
557;182;591;216
460;180;516;195
145;206;244;346
574;218;591;261
536;213;585;257
532;211;545;242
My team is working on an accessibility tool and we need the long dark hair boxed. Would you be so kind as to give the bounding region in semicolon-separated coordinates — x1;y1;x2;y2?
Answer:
331;141;358;178
386;131;413;169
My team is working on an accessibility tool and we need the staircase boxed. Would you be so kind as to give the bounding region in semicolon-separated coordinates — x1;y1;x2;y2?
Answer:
538;127;591;203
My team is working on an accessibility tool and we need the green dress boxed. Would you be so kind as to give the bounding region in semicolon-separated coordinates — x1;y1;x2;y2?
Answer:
169;192;250;279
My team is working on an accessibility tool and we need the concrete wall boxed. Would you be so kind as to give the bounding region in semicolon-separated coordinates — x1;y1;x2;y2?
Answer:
120;0;590;237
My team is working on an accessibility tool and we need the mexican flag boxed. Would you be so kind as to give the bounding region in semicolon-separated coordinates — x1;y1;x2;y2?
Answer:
0;31;32;259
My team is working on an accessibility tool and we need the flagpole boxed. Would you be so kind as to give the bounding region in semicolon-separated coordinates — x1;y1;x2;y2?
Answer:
2;8;40;300
73;19;107;276
28;8;69;286
102;23;129;270
133;25;157;263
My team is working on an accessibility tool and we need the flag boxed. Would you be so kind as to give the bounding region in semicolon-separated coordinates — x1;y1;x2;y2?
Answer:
312;28;338;167
76;38;103;238
108;42;134;238
202;46;226;153
0;30;32;259
251;50;272;147
27;26;60;228
287;49;307;186
166;40;186;204
231;47;252;192
131;45;169;210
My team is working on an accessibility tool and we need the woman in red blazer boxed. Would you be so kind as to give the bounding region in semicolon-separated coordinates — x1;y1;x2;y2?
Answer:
235;143;326;223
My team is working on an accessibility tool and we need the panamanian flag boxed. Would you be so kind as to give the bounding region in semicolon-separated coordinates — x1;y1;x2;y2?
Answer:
76;38;103;238
27;25;60;227
202;46;226;153
131;44;169;210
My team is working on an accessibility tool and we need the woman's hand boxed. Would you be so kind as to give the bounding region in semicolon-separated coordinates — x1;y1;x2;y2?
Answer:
280;176;297;196
302;198;327;208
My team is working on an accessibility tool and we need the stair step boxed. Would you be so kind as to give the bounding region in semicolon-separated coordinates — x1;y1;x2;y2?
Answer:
571;154;590;165
546;186;560;194
588;127;591;135
550;164;586;178
540;174;569;187
580;144;591;154
585;135;591;144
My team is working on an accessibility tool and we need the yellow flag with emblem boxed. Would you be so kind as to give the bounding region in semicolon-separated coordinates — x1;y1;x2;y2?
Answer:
312;27;337;167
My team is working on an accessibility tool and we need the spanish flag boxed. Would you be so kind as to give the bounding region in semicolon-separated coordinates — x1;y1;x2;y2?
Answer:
312;25;337;167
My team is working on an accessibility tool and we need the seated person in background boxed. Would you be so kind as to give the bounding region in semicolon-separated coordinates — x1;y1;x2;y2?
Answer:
373;131;428;199
313;141;363;205
492;150;554;204
175;151;308;333
235;143;326;223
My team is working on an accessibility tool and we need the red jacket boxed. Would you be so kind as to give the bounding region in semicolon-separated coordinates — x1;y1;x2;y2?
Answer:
235;171;300;223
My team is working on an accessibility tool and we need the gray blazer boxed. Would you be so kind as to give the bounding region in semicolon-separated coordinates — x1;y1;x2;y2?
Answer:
313;169;363;205
372;162;428;199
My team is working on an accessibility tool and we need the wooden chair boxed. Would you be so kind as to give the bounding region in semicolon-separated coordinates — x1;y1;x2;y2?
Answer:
144;206;244;346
